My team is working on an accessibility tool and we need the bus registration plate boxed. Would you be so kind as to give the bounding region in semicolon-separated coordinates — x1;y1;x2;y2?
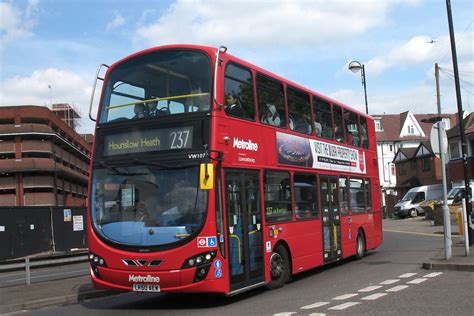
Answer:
132;284;161;292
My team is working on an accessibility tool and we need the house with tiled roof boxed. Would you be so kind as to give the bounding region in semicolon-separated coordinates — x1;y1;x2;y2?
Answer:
374;111;457;203
446;112;474;189
392;141;443;196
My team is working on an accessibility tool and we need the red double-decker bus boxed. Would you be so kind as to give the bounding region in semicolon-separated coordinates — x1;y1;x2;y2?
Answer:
87;44;382;295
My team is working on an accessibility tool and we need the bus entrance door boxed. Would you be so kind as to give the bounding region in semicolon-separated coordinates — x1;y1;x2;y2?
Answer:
320;176;342;263
225;170;264;292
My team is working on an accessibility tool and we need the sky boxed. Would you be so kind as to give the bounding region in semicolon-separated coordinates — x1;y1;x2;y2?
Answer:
0;0;473;133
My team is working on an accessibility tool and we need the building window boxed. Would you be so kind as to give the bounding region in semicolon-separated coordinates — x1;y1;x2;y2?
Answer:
408;125;415;135
411;160;417;169
450;142;460;159
398;163;405;175
391;164;396;176
442;118;451;130
422;157;431;171
389;144;393;152
375;119;382;131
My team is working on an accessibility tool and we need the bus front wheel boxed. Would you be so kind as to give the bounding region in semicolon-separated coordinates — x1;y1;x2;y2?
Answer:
267;244;289;290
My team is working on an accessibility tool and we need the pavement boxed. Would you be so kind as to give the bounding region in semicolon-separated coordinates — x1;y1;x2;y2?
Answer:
0;217;472;315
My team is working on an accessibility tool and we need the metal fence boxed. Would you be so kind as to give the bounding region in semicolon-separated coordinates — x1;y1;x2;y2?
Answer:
0;207;87;261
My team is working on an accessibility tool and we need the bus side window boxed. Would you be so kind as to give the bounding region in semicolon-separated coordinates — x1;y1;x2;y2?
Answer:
287;87;312;135
224;63;255;120
333;105;344;143
294;173;318;219
257;74;286;128
313;98;332;139
339;177;349;215
360;117;369;149
264;171;292;222
365;179;372;212
344;110;360;147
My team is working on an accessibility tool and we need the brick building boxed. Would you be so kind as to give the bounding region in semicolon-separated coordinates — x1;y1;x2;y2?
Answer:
447;112;474;188
0;105;91;206
392;142;443;196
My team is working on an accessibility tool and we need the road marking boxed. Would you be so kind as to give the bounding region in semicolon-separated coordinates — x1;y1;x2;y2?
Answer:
383;229;443;237
379;279;400;285
273;313;296;316
424;272;443;278
308;313;326;316
361;293;388;300
386;285;409;292
398;273;417;278
358;285;382;292
332;293;358;300
328;302;361;310
407;278;427;284
300;302;330;310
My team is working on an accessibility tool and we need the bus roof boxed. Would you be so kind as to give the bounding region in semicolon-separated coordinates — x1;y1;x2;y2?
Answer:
108;44;370;119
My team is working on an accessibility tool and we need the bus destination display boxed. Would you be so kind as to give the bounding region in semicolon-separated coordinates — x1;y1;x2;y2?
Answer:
103;126;193;156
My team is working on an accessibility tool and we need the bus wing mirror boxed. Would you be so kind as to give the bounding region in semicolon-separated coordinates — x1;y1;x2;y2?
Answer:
199;163;214;190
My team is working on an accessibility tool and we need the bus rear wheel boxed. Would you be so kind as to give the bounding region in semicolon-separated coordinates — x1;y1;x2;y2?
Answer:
267;244;289;290
355;231;366;260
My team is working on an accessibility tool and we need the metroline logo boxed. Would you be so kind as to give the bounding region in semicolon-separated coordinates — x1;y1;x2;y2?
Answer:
128;274;160;283
233;138;258;151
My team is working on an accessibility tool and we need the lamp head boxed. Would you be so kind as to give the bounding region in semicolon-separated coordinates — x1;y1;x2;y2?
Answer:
348;60;363;73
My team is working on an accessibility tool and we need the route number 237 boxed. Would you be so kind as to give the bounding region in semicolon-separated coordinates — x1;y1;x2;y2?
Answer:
170;130;191;149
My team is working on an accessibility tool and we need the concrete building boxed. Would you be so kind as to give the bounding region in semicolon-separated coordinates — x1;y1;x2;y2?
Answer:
0;105;91;207
374;111;457;204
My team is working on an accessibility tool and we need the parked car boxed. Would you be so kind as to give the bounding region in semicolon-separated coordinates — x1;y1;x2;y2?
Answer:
447;186;473;205
393;184;443;218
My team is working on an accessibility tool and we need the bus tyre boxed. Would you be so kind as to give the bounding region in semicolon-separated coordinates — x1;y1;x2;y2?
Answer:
410;209;418;217
355;231;366;260
267;244;290;290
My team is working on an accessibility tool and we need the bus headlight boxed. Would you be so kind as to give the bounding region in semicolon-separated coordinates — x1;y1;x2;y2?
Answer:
89;252;107;267
182;251;217;269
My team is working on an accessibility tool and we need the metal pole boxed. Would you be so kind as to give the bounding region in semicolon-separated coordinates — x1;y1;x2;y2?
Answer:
361;65;369;115
446;0;472;245
25;257;31;285
435;63;451;259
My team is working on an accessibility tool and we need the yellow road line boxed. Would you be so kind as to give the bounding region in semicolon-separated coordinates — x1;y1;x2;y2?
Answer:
383;229;444;237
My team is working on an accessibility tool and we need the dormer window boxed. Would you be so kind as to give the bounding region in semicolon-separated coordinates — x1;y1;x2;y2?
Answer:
408;125;415;135
375;119;382;131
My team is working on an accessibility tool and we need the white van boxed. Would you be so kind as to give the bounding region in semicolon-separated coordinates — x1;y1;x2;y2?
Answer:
393;184;443;218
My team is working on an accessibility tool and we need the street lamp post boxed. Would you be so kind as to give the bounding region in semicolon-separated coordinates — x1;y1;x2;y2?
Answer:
348;61;369;115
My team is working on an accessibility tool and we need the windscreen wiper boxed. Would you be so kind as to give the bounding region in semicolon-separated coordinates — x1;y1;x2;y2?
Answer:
99;161;149;175
132;158;190;170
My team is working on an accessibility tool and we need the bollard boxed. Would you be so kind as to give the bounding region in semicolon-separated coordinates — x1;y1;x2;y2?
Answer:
25;257;31;285
457;210;464;236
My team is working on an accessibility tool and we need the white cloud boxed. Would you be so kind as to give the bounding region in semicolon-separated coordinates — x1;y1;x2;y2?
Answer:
0;0;39;44
0;68;95;132
106;11;125;31
135;0;392;50
364;32;474;77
